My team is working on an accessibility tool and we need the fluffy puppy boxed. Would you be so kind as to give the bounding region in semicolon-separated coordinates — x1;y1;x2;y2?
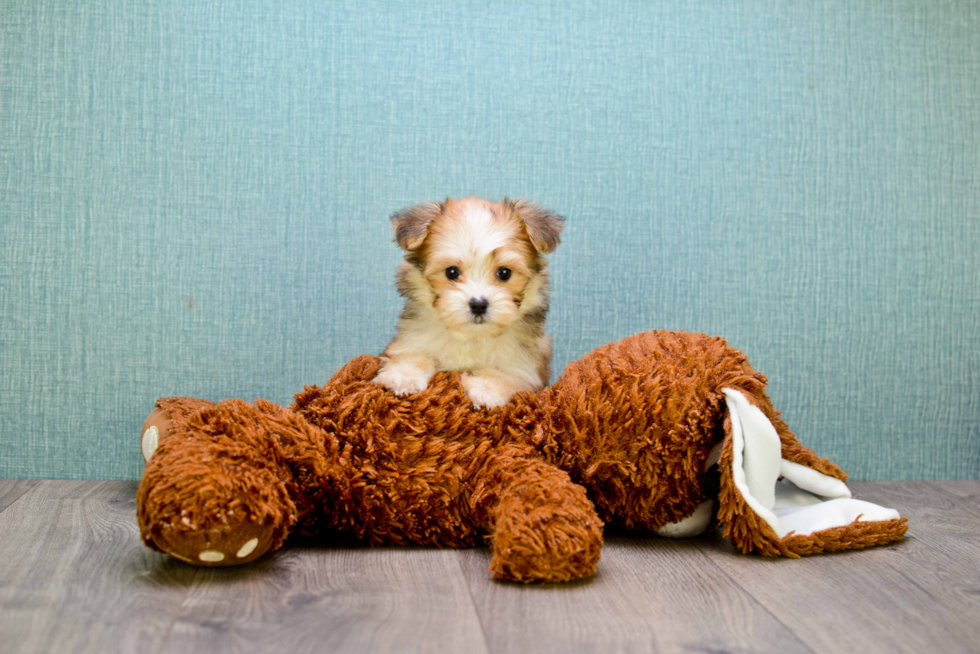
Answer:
374;196;564;408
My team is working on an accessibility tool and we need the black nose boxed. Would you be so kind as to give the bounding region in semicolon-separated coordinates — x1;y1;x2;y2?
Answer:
469;298;489;316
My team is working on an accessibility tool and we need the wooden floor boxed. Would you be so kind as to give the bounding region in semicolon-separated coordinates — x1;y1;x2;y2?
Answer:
0;480;978;654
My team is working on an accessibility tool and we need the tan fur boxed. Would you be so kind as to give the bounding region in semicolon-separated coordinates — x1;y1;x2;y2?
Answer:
376;197;563;408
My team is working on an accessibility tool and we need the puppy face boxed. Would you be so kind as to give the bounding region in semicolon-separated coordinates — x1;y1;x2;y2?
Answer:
392;197;563;337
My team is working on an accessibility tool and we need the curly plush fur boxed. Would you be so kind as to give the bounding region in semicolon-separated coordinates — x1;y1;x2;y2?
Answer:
137;331;907;582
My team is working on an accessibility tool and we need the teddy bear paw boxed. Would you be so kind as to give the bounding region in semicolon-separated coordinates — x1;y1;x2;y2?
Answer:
490;515;603;583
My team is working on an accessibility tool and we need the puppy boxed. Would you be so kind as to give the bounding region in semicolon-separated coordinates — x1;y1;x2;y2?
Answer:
374;196;564;408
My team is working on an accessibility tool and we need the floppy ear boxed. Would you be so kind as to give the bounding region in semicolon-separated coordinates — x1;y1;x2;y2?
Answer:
716;387;907;557
508;199;565;254
390;201;443;251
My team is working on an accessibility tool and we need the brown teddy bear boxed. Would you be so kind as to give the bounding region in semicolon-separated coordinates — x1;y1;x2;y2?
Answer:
137;331;907;583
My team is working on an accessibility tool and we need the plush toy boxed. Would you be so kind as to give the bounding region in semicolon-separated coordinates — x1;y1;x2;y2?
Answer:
137;331;907;582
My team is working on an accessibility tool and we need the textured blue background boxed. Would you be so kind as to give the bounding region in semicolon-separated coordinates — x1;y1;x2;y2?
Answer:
1;1;978;480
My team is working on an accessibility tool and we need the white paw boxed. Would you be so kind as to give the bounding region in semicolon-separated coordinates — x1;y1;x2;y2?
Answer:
374;365;433;396
461;375;512;409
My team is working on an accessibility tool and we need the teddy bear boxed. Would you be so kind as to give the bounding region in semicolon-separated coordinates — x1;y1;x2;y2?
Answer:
137;331;907;583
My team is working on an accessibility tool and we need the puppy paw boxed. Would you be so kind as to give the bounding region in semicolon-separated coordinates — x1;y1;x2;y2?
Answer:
374;363;433;396
461;374;513;409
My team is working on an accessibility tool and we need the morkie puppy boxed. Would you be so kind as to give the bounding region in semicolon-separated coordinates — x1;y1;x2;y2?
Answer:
374;196;564;408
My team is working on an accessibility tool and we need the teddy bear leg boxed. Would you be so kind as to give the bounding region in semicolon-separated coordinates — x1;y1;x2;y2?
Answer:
471;449;604;583
138;399;305;566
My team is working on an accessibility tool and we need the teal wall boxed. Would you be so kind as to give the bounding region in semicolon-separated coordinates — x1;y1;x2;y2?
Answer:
2;1;978;481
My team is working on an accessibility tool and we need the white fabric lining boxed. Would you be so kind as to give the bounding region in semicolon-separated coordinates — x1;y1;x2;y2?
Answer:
722;388;900;539
725;388;780;532
779;459;851;500
654;500;714;538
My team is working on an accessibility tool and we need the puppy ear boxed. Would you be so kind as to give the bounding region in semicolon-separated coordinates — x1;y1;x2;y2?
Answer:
390;202;443;251
509;199;565;254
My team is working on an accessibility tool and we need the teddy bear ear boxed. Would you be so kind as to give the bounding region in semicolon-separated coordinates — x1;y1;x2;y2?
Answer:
717;388;907;557
507;199;565;254
390;201;444;251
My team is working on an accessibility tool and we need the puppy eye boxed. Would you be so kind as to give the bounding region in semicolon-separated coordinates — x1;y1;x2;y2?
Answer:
496;267;512;282
446;266;461;281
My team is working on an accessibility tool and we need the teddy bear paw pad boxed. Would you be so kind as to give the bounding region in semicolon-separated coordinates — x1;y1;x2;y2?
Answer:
199;550;225;562
141;425;159;461
236;538;259;558
190;538;260;564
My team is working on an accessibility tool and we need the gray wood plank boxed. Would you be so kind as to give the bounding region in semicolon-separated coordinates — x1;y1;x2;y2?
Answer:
927;479;980;503
15;479;139;501
2;480;976;654
0;480;195;654
850;481;980;585
697;481;980;654
460;535;814;654
0;479;38;513
156;542;490;654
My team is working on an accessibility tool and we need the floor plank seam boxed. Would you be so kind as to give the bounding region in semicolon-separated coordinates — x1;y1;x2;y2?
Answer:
0;480;40;515
455;551;494;654
695;546;819;654
149;570;201;654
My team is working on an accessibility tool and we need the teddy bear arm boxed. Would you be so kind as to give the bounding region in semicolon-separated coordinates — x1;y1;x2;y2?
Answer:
140;397;218;463
468;446;604;583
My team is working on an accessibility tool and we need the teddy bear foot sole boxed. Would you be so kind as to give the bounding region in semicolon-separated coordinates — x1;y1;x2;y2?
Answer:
154;523;276;566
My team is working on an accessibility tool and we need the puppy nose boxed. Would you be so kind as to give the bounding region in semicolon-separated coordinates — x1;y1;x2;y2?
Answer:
469;298;489;316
